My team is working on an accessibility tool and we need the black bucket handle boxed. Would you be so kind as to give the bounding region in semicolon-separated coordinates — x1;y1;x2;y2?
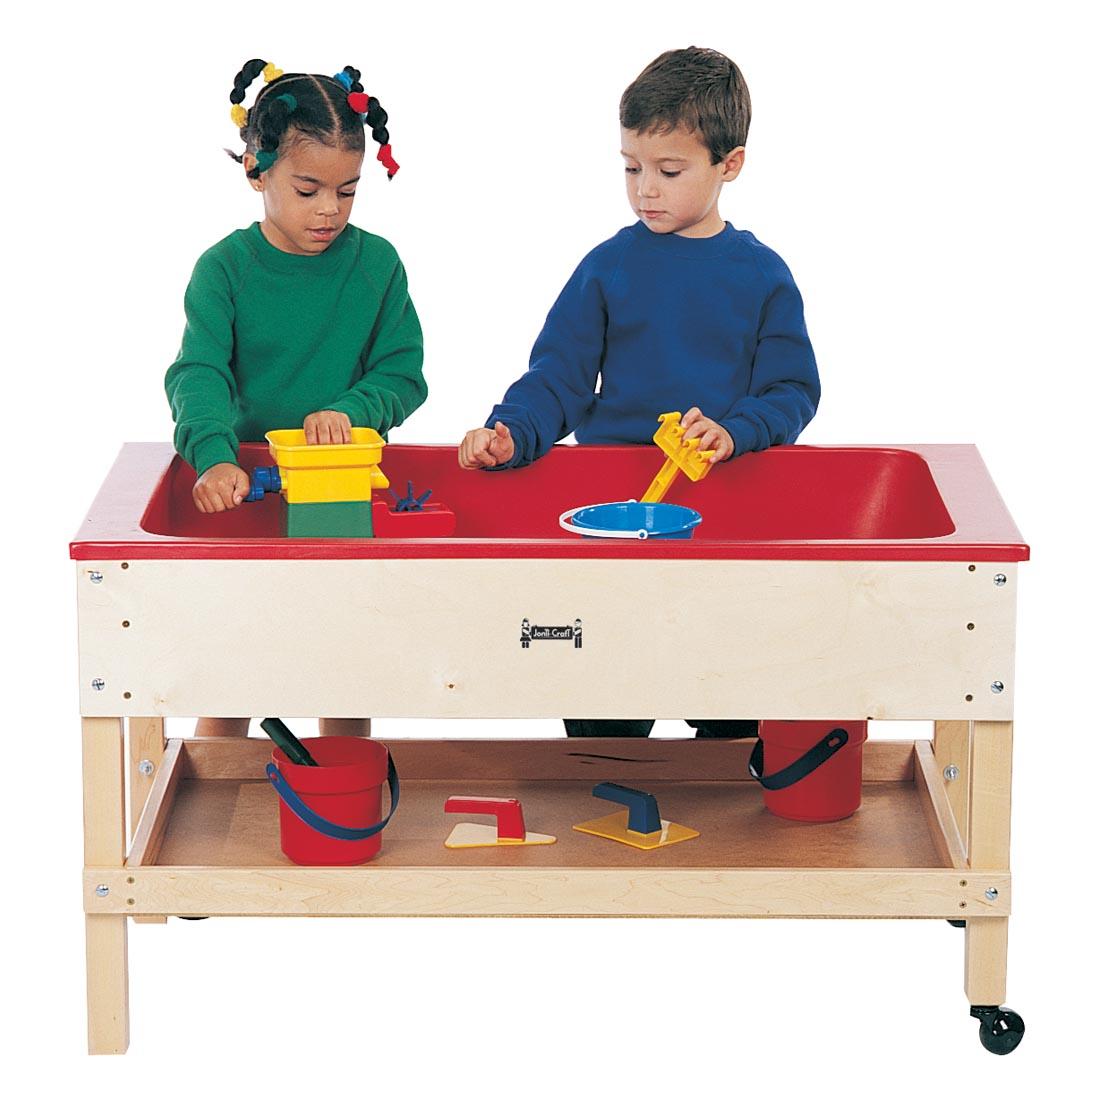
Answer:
748;727;850;791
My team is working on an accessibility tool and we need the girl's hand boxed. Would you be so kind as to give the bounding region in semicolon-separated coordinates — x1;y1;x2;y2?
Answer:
193;463;251;513
681;407;735;464
304;410;352;445
458;421;515;468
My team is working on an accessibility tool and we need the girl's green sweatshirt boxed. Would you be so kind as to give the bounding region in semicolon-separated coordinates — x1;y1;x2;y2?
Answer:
165;221;426;475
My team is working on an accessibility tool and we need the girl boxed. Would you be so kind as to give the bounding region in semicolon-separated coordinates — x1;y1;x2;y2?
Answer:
166;60;426;738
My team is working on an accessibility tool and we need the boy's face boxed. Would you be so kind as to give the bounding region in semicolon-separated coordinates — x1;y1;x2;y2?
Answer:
620;125;744;239
245;136;364;255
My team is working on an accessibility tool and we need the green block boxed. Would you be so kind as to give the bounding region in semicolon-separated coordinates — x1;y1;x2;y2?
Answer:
285;500;374;538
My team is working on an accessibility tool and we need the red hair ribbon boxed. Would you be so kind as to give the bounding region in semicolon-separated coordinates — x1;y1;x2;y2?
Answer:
348;91;370;113
376;143;400;178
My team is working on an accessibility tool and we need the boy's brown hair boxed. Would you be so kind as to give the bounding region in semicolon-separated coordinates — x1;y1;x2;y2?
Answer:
620;47;751;164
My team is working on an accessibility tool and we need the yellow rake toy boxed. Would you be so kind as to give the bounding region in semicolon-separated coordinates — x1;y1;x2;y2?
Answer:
640;412;716;503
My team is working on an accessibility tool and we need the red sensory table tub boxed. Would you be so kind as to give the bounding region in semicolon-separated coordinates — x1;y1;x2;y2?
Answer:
73;442;1029;1054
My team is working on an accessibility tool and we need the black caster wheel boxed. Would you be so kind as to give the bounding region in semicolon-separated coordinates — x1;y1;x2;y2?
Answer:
947;919;967;928
971;1005;1025;1055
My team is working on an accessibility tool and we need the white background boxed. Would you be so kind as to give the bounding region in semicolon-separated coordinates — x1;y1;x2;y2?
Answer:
5;0;1097;1091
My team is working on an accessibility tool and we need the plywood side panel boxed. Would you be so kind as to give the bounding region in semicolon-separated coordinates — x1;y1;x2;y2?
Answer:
78;560;1017;720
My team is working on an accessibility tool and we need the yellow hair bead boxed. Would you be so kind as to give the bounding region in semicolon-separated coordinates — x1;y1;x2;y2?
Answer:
230;104;248;128
263;63;284;83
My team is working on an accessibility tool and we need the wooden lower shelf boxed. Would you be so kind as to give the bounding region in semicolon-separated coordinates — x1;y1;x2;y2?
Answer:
156;774;940;869
82;738;1009;919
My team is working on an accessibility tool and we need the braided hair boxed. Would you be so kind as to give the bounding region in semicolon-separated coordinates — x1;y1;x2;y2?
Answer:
227;60;399;180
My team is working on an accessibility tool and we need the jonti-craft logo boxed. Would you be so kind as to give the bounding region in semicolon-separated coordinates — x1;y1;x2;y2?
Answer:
520;618;583;649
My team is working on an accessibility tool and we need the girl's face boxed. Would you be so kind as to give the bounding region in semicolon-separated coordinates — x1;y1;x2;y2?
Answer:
246;136;365;255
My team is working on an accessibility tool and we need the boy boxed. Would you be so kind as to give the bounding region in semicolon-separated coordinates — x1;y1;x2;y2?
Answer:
458;47;820;738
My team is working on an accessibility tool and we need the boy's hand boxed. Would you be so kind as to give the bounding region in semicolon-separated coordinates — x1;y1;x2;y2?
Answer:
681;407;734;464
193;463;251;513
458;421;515;468
304;410;352;445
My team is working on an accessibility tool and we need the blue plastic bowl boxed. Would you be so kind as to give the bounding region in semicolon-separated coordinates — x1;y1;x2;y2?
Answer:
565;501;702;540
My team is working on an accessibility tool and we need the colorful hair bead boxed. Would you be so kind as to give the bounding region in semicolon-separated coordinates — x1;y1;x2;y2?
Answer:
275;93;298;111
262;63;284;83
230;103;248;128
255;149;278;173
333;70;354;91
376;143;400;178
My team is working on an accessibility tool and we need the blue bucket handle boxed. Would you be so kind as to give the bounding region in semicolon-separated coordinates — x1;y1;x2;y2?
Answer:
266;755;400;841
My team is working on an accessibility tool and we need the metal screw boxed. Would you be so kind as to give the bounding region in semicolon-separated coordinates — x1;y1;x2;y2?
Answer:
89;571;103;584
95;885;109;898
138;759;155;777
994;574;1007;587
944;764;960;782
91;678;106;692
991;681;1005;694
985;887;999;902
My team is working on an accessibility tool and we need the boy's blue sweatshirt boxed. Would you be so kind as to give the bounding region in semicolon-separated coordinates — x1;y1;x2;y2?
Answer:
486;221;820;466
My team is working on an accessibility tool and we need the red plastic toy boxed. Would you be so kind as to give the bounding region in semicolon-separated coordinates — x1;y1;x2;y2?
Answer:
443;796;556;848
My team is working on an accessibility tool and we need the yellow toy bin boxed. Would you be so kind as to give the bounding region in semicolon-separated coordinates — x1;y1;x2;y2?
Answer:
264;428;389;505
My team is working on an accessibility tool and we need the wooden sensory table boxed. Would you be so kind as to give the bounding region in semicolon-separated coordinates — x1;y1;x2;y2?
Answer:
73;441;1028;1054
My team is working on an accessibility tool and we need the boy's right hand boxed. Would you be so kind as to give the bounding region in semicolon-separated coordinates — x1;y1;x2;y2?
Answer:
193;462;251;513
458;421;515;469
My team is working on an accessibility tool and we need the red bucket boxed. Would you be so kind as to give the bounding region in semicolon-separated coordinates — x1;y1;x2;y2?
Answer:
266;737;399;865
749;720;868;822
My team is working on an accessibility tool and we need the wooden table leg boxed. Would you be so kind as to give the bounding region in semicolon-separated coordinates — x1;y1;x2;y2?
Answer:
129;718;168;926
963;720;1012;1006
83;716;129;1054
129;717;165;836
965;916;1010;1005
933;720;971;856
